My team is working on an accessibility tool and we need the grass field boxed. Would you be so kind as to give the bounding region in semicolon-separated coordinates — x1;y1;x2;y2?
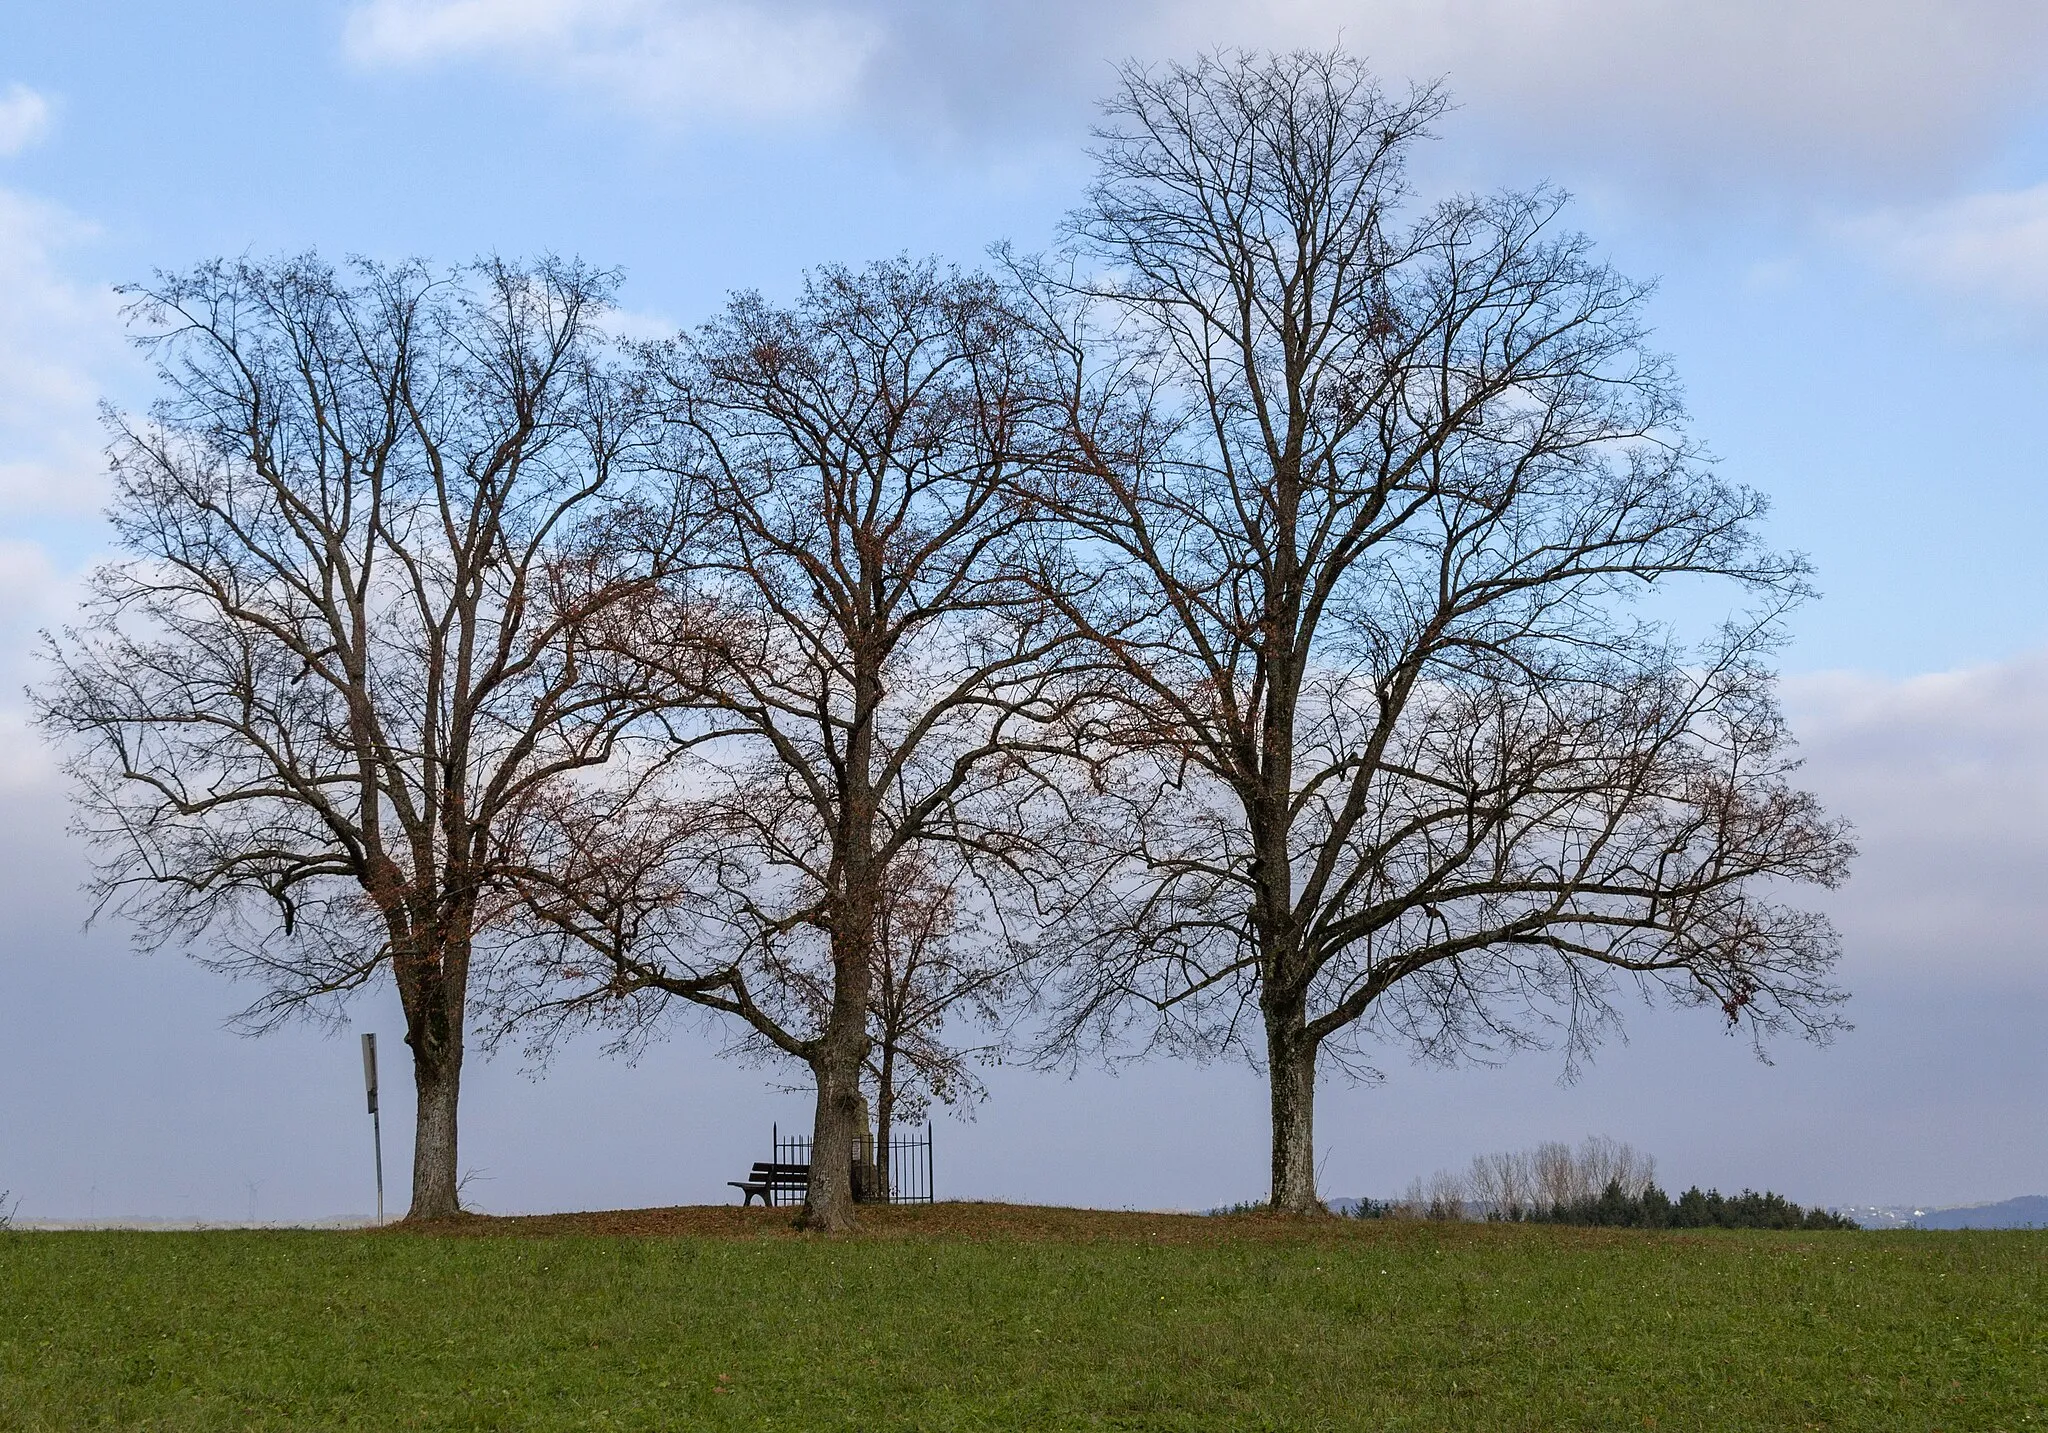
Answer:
2;1203;2042;1430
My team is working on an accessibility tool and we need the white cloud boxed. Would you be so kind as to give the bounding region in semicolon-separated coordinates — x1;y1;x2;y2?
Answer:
0;83;51;156
1240;0;2048;199
344;0;882;122
594;302;682;343
0;183;122;787
339;0;2048;199
1788;650;2048;984
0;539;83;793
0;186;126;519
1843;183;2048;334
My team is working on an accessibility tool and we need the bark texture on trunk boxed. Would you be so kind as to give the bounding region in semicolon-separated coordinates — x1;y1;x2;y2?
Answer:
399;935;469;1222
804;897;872;1230
1265;993;1321;1214
803;1039;866;1232
407;1034;464;1219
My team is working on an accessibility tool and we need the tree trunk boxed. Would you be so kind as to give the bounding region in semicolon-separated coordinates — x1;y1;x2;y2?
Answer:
1266;990;1321;1214
807;653;883;1230
800;837;879;1228
874;1040;896;1193
804;1034;866;1231
407;1028;464;1219
399;939;467;1221
804;904;872;1230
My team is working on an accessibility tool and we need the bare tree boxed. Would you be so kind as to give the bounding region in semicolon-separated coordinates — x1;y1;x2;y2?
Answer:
499;793;1022;1203
35;255;666;1219
1021;51;1854;1212
497;259;1078;1230
1529;1140;1584;1212
1411;1134;1654;1218
1467;1135;1655;1218
1466;1149;1538;1218
862;848;1019;1188
1395;1168;1469;1221
1570;1134;1657;1203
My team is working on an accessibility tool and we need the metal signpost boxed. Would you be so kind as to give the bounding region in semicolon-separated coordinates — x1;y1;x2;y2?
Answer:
360;1032;384;1225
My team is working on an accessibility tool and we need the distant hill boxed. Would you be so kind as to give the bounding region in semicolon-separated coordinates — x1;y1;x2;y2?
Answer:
1912;1196;2048;1230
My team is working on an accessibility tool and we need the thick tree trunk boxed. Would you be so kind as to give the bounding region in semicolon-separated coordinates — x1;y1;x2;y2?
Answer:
1265;990;1321;1214
803;866;877;1230
804;1032;866;1231
804;908;873;1230
407;1030;464;1219
398;938;468;1221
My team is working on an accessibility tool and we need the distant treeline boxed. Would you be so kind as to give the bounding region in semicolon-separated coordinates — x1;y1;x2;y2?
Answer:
1344;1181;1856;1230
1328;1136;1861;1229
1508;1181;1852;1230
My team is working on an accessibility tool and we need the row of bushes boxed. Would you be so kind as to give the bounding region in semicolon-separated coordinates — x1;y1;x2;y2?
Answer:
1220;1137;1858;1229
1344;1181;1857;1230
1494;1180;1857;1230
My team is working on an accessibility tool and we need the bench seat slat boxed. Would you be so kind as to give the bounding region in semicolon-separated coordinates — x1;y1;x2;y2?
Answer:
733;1155;813;1205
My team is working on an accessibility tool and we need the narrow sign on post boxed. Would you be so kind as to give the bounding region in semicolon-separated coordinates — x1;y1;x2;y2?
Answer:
361;1032;384;1225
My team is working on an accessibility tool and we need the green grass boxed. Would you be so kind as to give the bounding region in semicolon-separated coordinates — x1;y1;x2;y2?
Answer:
2;1207;2043;1430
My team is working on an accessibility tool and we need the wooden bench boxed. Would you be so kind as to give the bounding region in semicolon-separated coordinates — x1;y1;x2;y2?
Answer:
729;1161;809;1207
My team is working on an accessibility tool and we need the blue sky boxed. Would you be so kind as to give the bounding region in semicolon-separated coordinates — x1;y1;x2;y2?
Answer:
2;1;2046;1221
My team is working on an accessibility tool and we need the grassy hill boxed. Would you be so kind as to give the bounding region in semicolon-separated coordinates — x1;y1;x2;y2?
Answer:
3;1203;2042;1430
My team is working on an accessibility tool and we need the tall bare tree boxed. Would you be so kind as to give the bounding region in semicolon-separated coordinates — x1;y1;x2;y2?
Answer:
1022;51;1854;1212
498;259;1078;1230
36;255;666;1218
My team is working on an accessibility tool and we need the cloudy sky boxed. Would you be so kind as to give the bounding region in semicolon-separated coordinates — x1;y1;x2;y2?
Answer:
2;0;2045;1221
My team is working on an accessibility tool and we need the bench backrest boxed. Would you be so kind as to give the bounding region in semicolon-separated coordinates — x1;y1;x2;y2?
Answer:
749;1162;810;1186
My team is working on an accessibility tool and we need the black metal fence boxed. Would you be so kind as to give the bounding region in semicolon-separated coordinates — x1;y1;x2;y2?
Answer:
770;1122;934;1206
880;1124;935;1205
